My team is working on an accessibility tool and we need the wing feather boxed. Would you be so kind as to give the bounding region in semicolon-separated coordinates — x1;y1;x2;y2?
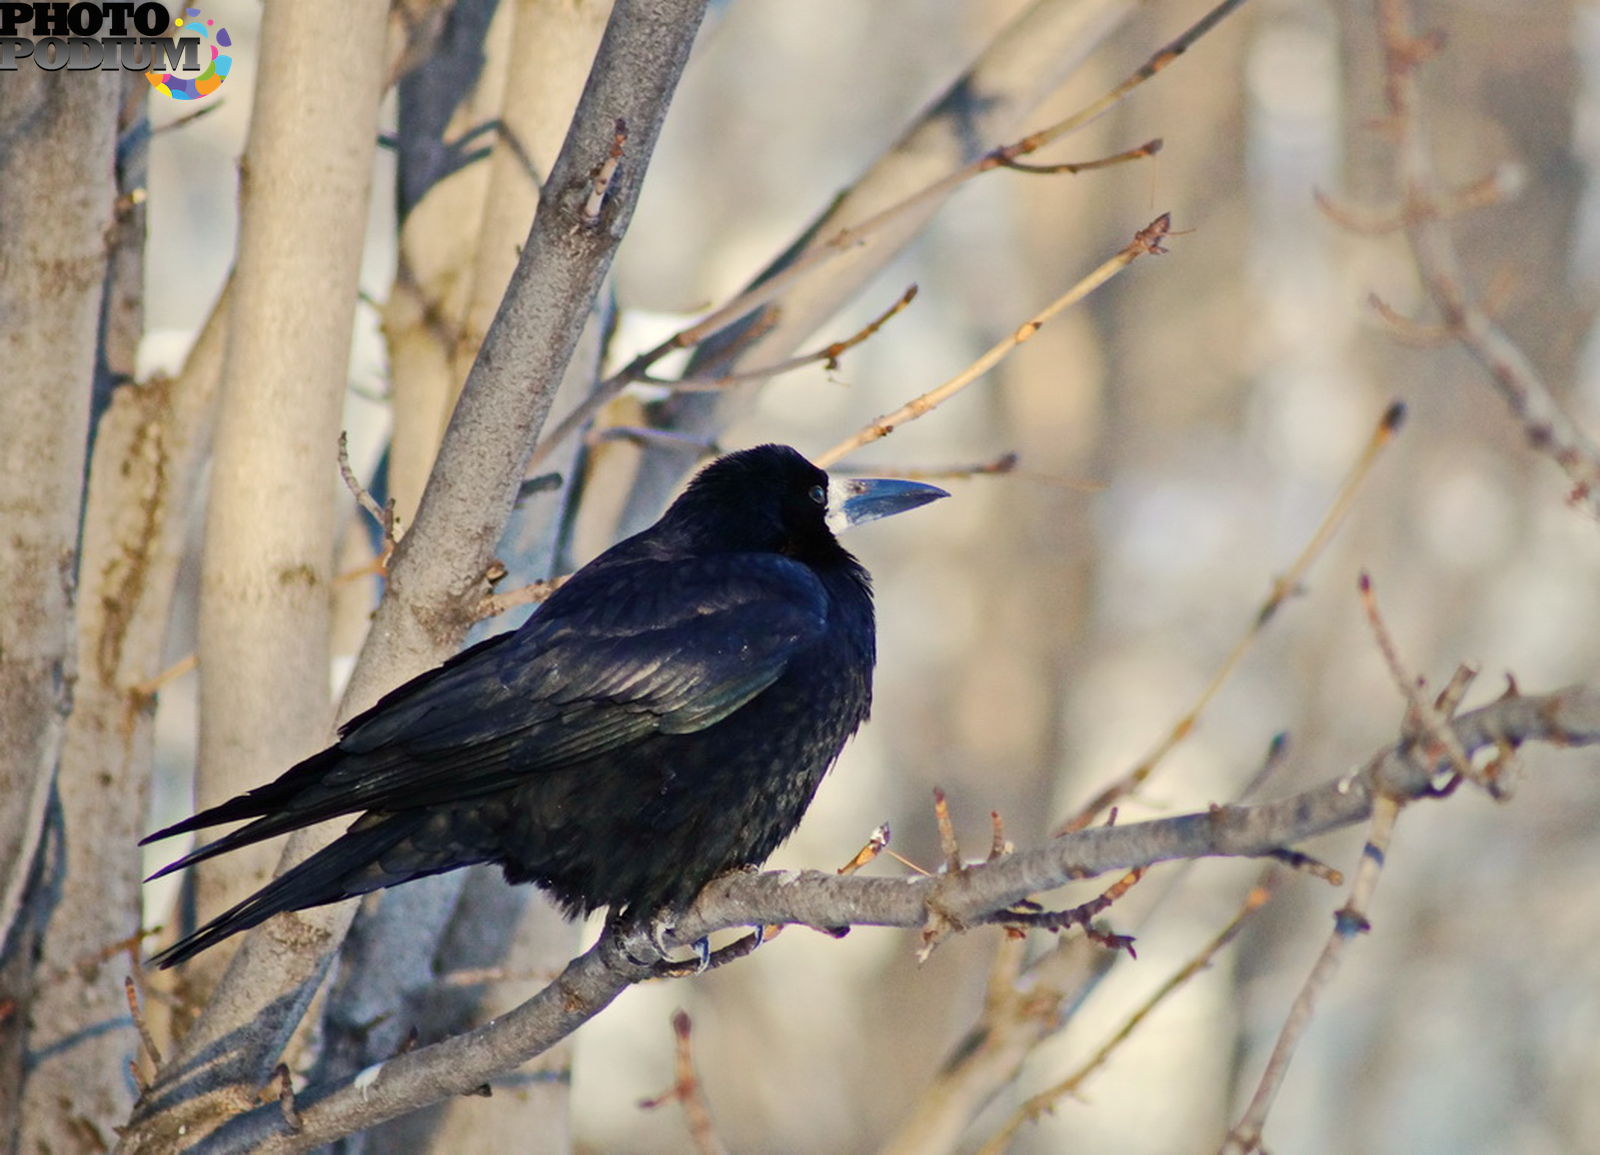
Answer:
151;553;832;846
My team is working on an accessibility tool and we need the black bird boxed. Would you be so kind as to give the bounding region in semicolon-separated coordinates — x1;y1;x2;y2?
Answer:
143;445;946;968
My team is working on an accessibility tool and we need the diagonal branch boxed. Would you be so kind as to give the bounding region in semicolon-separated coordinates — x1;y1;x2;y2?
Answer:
815;213;1173;467
125;1;711;1147
1374;0;1600;514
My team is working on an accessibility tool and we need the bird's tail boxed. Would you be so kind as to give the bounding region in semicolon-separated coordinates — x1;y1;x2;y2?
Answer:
147;811;469;969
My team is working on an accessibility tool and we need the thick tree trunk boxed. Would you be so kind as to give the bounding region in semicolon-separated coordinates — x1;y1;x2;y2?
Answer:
125;1;394;1144
0;62;121;1152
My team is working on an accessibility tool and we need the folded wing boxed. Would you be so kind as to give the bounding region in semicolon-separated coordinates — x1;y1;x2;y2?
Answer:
143;553;831;878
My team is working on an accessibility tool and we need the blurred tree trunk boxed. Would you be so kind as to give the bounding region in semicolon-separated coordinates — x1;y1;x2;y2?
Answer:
183;0;390;998
124;2;394;1142
0;63;122;1150
15;73;222;1152
385;0;510;529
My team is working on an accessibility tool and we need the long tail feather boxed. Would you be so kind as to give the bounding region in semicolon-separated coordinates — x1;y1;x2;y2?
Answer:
140;748;344;847
148;812;430;969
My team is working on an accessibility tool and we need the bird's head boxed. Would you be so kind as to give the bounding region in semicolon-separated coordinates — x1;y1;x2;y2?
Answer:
663;444;948;561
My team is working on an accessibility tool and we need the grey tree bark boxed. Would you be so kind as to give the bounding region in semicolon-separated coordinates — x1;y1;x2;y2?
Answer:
330;3;611;1148
20;266;229;1149
0;63;122;1150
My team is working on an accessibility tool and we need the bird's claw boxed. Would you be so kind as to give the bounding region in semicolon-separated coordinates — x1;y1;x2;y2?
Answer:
650;912;711;972
648;910;679;958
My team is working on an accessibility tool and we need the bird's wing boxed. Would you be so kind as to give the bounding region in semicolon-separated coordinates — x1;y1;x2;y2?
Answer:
142;553;833;858
301;552;832;813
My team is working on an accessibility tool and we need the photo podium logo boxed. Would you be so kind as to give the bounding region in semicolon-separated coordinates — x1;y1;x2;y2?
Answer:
0;3;232;100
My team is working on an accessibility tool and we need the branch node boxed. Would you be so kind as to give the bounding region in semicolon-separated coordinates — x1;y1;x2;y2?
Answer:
266;1063;303;1132
838;823;891;875
579;118;628;228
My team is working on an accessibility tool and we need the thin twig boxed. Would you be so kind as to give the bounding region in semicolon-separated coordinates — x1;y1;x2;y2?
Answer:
838;824;891;876
644;285;919;391
1372;0;1600;515
269;1063;303;1133
988;811;1009;862
981;874;1279;1155
1357;572;1486;792
815;214;1174;468
831;452;1020;481
989;868;1144;954
639;1010;727;1155
528;0;1253;470
933;788;962;873
338;430;393;537
124;975;164;1072
1056;401;1406;834
338;429;398;578
1238;731;1292;802
580;118;628;228
127;651;197;706
475;575;567;623
999;137;1163;175
1015;0;1248;149
1366;291;1453;346
1221;797;1401;1154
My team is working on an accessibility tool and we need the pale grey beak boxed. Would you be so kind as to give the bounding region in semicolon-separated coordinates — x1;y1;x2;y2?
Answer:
825;475;949;534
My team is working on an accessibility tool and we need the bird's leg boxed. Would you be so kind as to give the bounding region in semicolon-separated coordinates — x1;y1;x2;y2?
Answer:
608;909;667;969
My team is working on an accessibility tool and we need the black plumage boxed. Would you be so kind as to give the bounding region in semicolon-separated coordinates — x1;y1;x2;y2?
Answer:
143;444;945;968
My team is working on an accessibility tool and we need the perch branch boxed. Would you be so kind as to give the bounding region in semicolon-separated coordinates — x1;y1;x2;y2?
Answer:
193;684;1600;1148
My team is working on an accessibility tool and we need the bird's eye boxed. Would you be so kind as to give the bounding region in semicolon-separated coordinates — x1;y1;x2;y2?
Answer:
808;484;826;506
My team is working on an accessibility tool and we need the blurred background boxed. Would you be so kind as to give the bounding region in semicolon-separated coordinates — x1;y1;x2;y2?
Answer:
134;0;1600;1151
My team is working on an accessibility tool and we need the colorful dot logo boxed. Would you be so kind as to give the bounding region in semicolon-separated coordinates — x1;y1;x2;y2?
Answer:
147;7;231;101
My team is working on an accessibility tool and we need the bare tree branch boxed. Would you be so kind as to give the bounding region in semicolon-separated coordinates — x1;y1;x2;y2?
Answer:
321;4;610;1146
1372;0;1600;514
194;684;1600;1147
609;0;1154;531
1221;798;1400;1155
814;213;1173;467
1056;401;1407;836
